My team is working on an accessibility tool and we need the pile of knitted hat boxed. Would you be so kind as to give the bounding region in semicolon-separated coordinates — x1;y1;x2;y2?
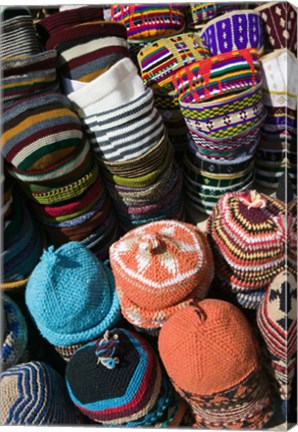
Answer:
1;361;81;425
1;8;119;260
254;2;297;193
1;171;44;290
25;241;122;362
257;269;297;419
173;9;267;215
206;188;297;310
158;299;274;429
109;220;214;335
66;328;187;426
66;56;184;232
137;33;210;156
110;4;186;62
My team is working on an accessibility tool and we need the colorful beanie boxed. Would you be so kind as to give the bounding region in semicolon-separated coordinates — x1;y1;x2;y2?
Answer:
158;299;274;429
1;361;80;425
109;220;214;332
206;190;292;309
25;242;121;360
1;295;28;371
66;329;186;426
257;270;297;406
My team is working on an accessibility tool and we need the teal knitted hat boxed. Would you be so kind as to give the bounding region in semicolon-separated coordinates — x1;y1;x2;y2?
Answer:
25;241;121;347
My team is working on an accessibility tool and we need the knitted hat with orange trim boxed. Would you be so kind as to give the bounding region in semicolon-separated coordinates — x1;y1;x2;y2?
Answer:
257;269;297;416
109;220;214;333
206;190;293;309
158;299;274;429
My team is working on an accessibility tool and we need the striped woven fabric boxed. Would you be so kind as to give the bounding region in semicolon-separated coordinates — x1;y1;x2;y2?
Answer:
173;48;261;104
2;50;59;106
66;329;185;426
111;4;186;40
206;190;292;308
185;3;218;29
201;10;264;56
138;33;209;93
1;361;80;425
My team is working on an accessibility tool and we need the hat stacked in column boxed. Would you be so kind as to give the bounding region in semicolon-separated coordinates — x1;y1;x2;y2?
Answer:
109;220;214;334
1;361;80;425
25;242;121;361
137;33;210;155
206;189;297;309
1;9;119;260
68;57;184;232
257;270;297;417
36;7;130;95
110;5;186;62
66;328;186;426
158;299;274;429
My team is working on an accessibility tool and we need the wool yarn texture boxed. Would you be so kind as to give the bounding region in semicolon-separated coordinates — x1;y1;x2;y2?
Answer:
0;361;80;425
158;299;274;429
200;10;264;56
255;2;297;54
109;220;214;332
66;328;186;426
206;189;296;309
1;295;28;371
25;242;121;361
257;270;297;404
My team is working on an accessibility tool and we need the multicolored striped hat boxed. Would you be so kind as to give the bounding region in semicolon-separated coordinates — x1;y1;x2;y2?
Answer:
25;242;121;356
1;361;80;425
66;329;186;426
206;190;294;308
257;270;297;405
111;4;186;40
158;299;274;429
109;220;214;332
1;295;28;371
200;10;264;56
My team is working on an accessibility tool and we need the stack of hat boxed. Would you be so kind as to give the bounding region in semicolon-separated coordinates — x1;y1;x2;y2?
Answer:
68;57;184;232
257;270;297;415
206;189;296;309
2;181;44;290
36;7;129;96
173;43;266;214
66;328;186;426
109;220;214;334
25;241;121;361
137;33;210;155
110;4;186;61
158;299;274;429
1;295;28;371
255;49;297;192
1;361;80;425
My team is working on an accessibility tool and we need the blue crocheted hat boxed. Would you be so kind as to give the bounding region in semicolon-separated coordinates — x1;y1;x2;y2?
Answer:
25;241;121;347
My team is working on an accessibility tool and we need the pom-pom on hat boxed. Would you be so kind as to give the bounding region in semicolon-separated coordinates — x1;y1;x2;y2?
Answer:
206;190;292;309
1;295;28;371
109;220;214;331
0;361;80;425
66;328;186;426
158;299;274;429
25;241;121;348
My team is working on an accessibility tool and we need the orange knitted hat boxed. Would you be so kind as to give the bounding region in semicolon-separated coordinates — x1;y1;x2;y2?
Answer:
109;220;214;332
158;299;274;429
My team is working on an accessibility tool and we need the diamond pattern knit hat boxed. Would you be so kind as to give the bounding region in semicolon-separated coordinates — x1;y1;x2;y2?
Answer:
1;295;28;371
257;270;297;405
25;242;121;360
206;190;295;309
0;361;80;425
109;220;214;332
158;299;274;429
66;328;186;426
